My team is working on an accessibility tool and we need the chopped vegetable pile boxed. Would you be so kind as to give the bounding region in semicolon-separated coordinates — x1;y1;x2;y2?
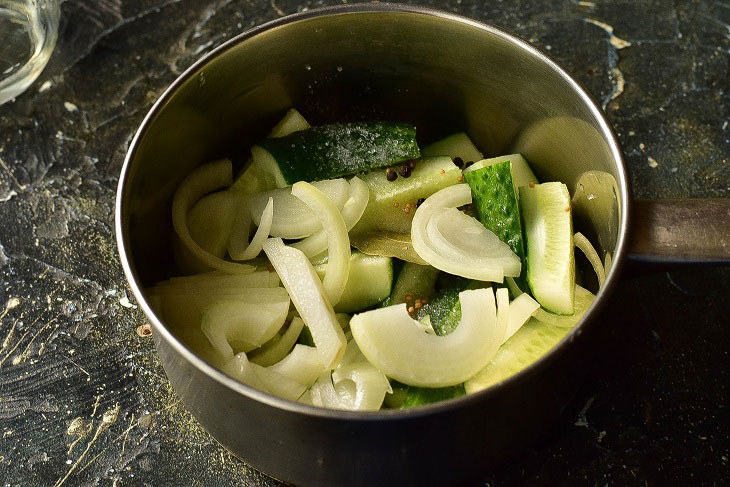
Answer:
148;108;607;411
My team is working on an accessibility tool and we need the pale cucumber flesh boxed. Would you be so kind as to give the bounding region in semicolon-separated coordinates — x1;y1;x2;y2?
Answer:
465;318;571;393
356;156;460;234
314;252;392;313
382;262;439;307
421;132;483;163
519;182;575;315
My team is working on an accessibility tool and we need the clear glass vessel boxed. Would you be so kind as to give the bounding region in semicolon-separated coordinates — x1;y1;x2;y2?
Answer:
0;0;60;105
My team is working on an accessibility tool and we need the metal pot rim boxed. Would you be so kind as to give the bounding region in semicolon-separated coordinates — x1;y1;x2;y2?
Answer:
115;2;631;420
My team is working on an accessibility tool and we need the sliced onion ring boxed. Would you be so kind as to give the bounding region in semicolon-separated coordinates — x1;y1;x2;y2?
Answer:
574;232;605;289
249;317;305;367
350;288;499;387
292;176;370;258
263;238;346;368
533;284;596;328
171;159;255;274
291;181;351;307
411;184;520;282
229;197;273;261
249;179;350;239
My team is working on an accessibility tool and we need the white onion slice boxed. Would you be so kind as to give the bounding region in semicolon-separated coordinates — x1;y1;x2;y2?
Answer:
533;285;596;328
227;192;252;259
201;296;290;358
495;287;510;344
222;353;306;401
151;286;288;302
505;277;523;297
249;179;350;238
171;159;256;273
426;208;522;280
262;238;346;368
268;344;325;387
291;181;351;307
149;287;289;334
229;197;273;261
329;338;393;410
249;317;305;367
502;293;540;344
332;362;391;410
350;288;499;387
186;190;237;258
333;337;367;374
310;363;390;411
310;371;346;409
411;184;520;282
221;353;269;391
292;176;370;257
574;232;605;289
156;270;280;290
269;108;310;138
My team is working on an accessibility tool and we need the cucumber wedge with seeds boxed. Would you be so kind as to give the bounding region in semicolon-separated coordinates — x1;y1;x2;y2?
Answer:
519;182;575;315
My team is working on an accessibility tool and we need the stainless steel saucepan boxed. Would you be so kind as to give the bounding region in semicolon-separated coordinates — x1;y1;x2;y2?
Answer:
115;4;730;485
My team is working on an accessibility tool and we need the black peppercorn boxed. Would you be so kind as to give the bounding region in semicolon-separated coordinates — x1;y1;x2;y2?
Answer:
416;197;426;208
453;157;464;168
464;160;475;169
386;168;398;181
406;159;417;169
398;165;412;178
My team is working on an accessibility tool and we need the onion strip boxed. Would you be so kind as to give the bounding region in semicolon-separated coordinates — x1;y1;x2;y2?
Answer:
249;179;350;238
533;285;596;328
502;293;540;344
201;296;290;358
229;197;273;260
292;176;369;258
495;288;510;344
268;344;325;386
291;181;351;306
333;362;391;410
411;184;520;282
171;159;255;274
262;238;346;368
574;232;605;289
155;270;279;290
248;317;305;367
350;288;499;387
222;353;307;401
227;193;251;258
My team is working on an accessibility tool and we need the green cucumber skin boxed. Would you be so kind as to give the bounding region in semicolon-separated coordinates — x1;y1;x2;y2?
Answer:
256;122;420;184
464;160;527;285
381;262;439;307
296;326;315;347
415;274;472;336
400;383;466;408
400;275;481;406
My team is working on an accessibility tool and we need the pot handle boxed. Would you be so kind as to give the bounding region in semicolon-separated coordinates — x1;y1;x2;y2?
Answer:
628;199;730;266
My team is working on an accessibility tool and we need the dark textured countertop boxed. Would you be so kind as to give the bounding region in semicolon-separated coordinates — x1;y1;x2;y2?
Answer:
0;1;728;485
